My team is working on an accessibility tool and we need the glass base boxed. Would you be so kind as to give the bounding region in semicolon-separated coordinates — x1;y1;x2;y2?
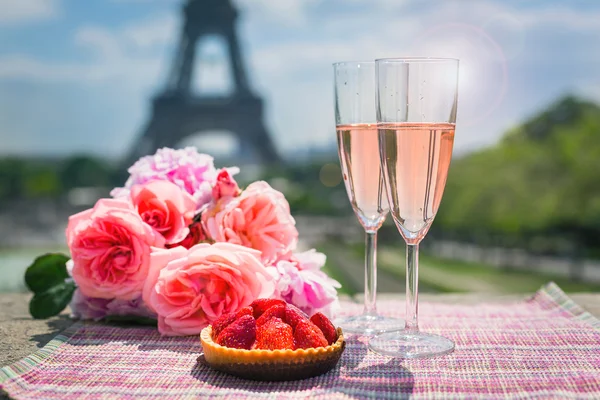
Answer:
368;331;455;359
334;313;404;335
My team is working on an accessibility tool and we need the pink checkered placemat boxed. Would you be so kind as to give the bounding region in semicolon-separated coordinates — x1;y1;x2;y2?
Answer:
2;282;600;399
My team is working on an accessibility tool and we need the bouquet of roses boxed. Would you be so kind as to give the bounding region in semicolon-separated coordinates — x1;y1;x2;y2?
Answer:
25;147;341;336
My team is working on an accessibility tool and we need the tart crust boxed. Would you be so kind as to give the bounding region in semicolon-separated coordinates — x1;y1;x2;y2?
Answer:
200;326;345;381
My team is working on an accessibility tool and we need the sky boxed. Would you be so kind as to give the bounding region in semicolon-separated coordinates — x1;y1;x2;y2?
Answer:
0;0;599;162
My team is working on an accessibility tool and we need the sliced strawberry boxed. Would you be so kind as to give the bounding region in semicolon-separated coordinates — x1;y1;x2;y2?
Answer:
256;304;286;326
310;312;338;345
211;312;237;339
250;298;286;318
235;306;253;319
294;319;328;349
255;317;295;350
284;304;309;329
216;315;256;350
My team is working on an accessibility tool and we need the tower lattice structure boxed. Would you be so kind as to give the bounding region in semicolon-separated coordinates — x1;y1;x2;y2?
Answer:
123;0;280;167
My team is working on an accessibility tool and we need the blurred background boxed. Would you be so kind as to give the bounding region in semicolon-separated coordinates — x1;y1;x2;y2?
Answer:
1;0;600;295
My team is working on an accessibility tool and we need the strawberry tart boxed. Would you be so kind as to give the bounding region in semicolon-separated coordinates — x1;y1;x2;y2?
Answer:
200;298;345;381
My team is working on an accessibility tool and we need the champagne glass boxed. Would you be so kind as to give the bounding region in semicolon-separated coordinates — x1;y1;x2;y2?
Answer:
369;57;459;358
333;61;403;335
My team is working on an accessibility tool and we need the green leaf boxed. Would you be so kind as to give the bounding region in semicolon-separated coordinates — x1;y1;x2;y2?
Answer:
104;315;158;326
29;280;76;319
25;253;70;294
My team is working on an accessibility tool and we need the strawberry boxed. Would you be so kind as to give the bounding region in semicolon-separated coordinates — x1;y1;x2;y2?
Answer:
310;312;338;345
294;319;328;349
236;306;253;319
284;304;309;329
256;304;286;326
255;317;295;350
250;298;286;318
211;312;237;339
216;315;256;350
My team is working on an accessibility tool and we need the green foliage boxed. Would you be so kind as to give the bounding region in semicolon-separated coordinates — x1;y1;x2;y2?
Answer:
437;96;600;250
25;253;75;319
25;253;70;293
29;280;76;319
0;155;117;202
0;158;29;200
22;166;62;198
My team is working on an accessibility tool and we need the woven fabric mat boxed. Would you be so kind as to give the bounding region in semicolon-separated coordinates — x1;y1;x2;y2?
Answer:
2;282;600;399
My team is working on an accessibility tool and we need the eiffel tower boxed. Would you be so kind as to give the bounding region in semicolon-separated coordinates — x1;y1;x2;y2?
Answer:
123;0;280;167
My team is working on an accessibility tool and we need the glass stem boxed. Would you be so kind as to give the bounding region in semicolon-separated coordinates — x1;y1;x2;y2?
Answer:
364;230;378;316
405;244;419;332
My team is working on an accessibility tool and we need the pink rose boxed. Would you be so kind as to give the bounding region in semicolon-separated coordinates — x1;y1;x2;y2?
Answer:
66;199;165;300
267;250;341;318
130;180;196;244
111;147;239;211
212;168;241;201
143;243;275;336
291;249;327;271
69;289;156;321
202;181;298;264
111;147;218;209
69;289;112;321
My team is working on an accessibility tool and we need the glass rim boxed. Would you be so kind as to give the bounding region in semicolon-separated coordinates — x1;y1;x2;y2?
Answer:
375;57;459;63
332;60;375;68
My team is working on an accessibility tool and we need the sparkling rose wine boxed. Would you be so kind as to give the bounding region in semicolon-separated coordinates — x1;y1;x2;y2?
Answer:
379;122;455;243
336;123;389;230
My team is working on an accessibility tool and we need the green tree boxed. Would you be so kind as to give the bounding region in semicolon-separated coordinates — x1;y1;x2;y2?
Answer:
437;96;600;251
0;158;27;200
60;156;113;190
22;166;61;198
